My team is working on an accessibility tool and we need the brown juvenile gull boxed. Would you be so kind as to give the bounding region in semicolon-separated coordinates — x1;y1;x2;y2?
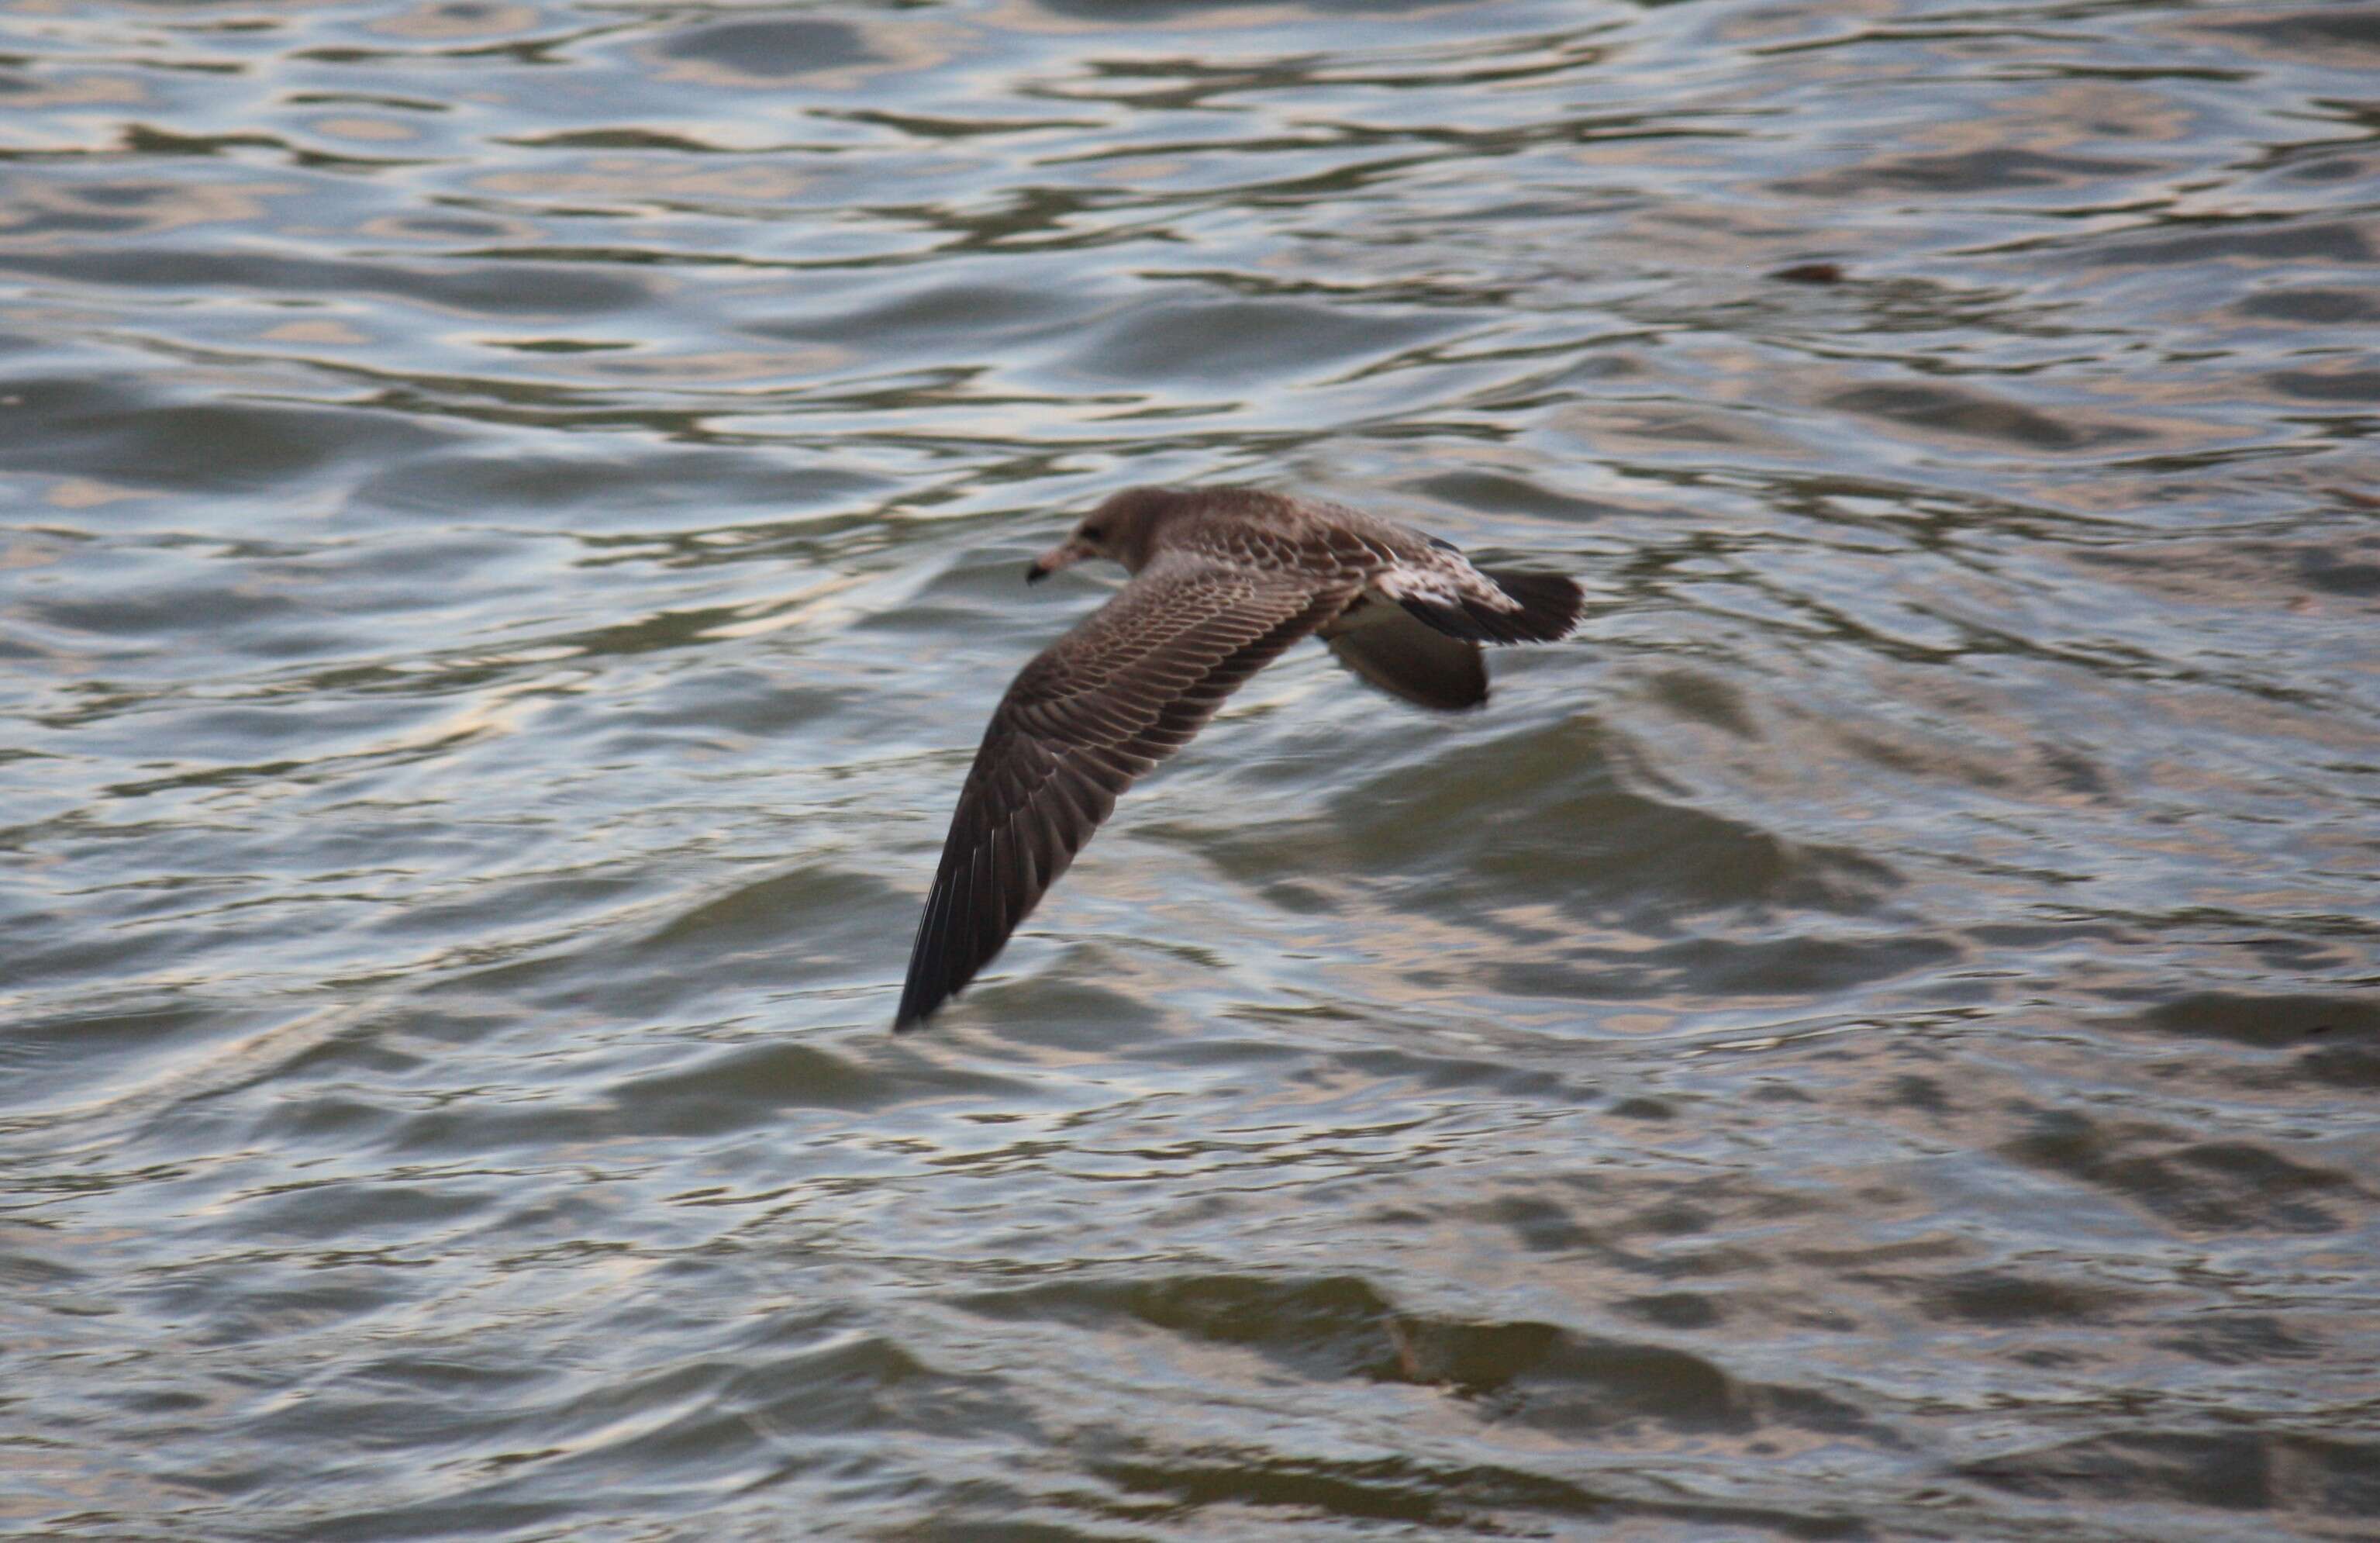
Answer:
895;484;1582;1032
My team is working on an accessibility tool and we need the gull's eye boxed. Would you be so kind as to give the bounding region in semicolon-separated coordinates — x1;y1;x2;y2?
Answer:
1082;524;1107;540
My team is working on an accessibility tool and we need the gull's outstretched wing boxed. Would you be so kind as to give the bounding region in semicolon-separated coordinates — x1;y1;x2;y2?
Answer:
895;555;1343;1030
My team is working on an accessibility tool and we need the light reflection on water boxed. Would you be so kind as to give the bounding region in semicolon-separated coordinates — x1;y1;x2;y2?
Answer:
4;0;2378;1538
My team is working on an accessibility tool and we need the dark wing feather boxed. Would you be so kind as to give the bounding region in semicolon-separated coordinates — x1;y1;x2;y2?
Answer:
895;557;1342;1030
1324;604;1487;711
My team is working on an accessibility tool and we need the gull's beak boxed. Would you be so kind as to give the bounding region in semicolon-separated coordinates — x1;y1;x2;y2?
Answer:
1026;537;1092;585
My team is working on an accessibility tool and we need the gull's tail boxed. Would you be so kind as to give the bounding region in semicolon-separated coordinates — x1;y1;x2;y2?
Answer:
1394;568;1583;645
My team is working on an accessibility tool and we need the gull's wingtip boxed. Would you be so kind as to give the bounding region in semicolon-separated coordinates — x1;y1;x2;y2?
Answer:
895;872;952;1031
892;978;940;1034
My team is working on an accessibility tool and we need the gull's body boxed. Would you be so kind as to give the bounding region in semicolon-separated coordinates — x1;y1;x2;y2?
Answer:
895;484;1583;1031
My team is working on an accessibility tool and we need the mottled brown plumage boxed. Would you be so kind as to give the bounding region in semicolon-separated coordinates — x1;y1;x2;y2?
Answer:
895;485;1581;1031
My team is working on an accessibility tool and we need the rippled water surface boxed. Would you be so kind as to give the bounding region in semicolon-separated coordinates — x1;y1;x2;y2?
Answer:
6;0;2380;1537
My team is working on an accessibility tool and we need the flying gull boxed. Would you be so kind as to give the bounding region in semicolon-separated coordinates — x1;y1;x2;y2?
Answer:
895;484;1583;1031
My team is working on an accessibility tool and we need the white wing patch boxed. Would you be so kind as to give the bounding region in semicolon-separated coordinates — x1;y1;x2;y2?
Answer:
1375;551;1518;613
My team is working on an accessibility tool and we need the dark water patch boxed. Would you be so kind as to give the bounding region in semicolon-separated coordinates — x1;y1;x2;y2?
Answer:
1321;723;1905;920
1640;667;1760;738
677;1330;1017;1447
0;249;652;316
612;1041;902;1129
1;1003;239;1117
1485;1193;1597;1252
656;19;881;81
370;874;652;945
1402;1324;1747;1434
1888;1073;1949;1114
960;1272;1883;1449
2;205;155;237
253;1090;408;1149
295;1498;581;1543
1961;1429;2380;1517
239;1175;495;1243
2130;990;2378;1051
23;571;312;649
357;447;892;525
1823;384;2148;454
2291;1041;2380;1092
0;375;456;492
186;1274;436;1357
2295;545;2380;597
1617;1291;1721;1329
628;869;911;989
383;212;517;239
1055;299;1464;389
384;1094;646;1161
1328;1046;1580;1101
2001;1108;2360;1234
2264;368;2380;404
1091;1444;1612;1531
2079;219;2372;268
584;668;850;744
2236;287;2380;324
2204;7;2380;58
2057;533;2380;617
750;281;1078;347
1775;149;2154;198
1089;1436;1875;1538
2271;149;2380;188
1029;0;1467;18
1492;931;1961;1005
943;971;1176;1051
3;916;235;1027
1918;1269;2133;1327
2154;1313;2320;1366
1406;468;1614;523
405;869;918;1024
961;1273;1403;1383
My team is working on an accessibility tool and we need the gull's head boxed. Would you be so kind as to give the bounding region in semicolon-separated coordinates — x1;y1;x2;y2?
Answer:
1027;485;1181;584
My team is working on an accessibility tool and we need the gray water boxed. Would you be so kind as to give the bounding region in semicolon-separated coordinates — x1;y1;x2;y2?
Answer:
5;1;2378;1538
